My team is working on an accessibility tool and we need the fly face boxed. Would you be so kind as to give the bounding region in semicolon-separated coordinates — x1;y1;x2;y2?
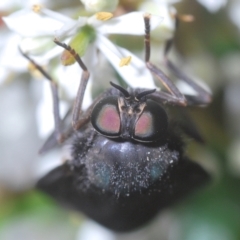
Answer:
91;84;168;142
21;14;212;232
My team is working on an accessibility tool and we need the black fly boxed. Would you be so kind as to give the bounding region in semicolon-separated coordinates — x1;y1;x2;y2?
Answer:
20;14;211;232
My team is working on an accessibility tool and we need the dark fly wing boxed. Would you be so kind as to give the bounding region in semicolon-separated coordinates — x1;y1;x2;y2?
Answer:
167;106;205;144
36;157;210;232
163;157;210;201
38;130;66;154
36;163;76;203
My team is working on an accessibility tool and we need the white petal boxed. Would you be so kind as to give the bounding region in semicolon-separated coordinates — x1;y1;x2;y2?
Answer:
56;60;92;110
97;12;163;35
37;45;62;61
0;34;28;72
139;1;176;40
87;14;106;27
36;81;55;137
0;0;27;11
19;37;62;63
3;9;64;37
81;0;119;12
0;67;9;85
196;0;227;12
228;1;240;30
41;8;74;23
152;0;180;4
97;35;156;89
77;220;115;240
35;61;92;138
55;17;87;38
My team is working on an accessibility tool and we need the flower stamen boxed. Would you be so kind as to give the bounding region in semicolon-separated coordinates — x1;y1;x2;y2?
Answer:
95;12;113;21
119;56;132;67
32;4;43;14
178;14;195;22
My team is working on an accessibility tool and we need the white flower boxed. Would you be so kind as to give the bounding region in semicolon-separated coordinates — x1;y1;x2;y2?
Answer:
3;6;163;137
3;6;164;88
53;10;164;91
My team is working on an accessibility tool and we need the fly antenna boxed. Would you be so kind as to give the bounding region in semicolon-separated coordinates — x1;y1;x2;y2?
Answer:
110;82;130;98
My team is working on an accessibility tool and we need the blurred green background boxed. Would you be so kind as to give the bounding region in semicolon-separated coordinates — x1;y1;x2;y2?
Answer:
1;0;240;239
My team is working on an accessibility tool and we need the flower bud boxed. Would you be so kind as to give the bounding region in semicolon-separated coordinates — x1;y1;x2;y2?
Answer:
61;25;96;66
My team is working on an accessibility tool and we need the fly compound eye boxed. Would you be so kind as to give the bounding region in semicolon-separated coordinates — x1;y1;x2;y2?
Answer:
91;96;121;137
133;100;168;142
134;112;153;138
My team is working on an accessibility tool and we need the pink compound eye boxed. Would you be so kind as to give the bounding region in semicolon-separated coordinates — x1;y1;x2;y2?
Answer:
96;105;120;134
133;100;168;142
135;112;153;138
91;96;121;137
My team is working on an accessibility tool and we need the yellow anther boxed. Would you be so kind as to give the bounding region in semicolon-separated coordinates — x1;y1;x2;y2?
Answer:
171;13;195;22
179;14;195;22
32;4;42;13
119;56;132;67
95;12;113;21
